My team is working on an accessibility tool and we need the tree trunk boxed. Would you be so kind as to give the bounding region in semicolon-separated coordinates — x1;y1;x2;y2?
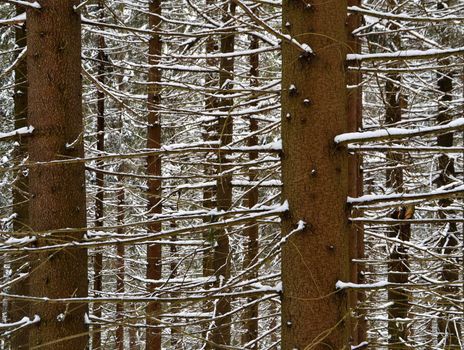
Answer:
27;1;88;349
202;3;218;342
435;56;460;349
116;176;126;350
210;1;236;347
9;6;29;348
145;1;163;350
241;32;260;350
92;4;107;347
383;4;412;345
346;0;365;345
281;1;350;349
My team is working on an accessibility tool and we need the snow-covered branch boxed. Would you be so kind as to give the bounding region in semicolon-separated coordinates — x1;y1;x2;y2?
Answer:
335;118;464;145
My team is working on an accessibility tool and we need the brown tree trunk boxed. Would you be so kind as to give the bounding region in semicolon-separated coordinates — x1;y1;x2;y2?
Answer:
281;1;350;349
202;3;218;342
435;56;460;349
27;1;88;349
346;0;365;345
383;5;412;345
116;176;126;350
145;1;163;349
93;4;107;347
210;1;236;347
9;6;29;348
241;33;260;350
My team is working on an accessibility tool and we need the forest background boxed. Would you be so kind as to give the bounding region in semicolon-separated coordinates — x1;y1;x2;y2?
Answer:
1;0;464;349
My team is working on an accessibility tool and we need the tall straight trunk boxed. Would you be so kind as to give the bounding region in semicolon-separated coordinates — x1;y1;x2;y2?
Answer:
169;230;182;350
27;1;88;349
281;1;349;349
383;2;412;347
435;58;460;349
146;1;163;349
202;3;218;338
210;1;236;347
9;7;29;349
93;4;107;347
346;0;365;346
241;33;260;349
116;176;126;350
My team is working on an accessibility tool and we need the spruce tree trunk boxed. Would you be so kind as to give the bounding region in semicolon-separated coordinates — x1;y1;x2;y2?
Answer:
202;3;218;342
383;4;412;345
145;1;163;349
435;59;460;349
281;1;350;349
241;33;260;350
10;6;29;348
27;1;88;348
211;1;236;347
346;0;365;345
93;4;107;347
116;175;126;350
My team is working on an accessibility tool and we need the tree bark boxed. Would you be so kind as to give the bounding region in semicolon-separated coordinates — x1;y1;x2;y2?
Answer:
92;4;107;347
210;1;236;348
27;1;88;349
9;6;29;348
281;1;350;349
116;174;126;350
346;0;365;345
241;32;260;350
435;54;460;350
145;1;163;350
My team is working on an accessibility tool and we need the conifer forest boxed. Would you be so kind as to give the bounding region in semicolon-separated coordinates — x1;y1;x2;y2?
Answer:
1;0;464;349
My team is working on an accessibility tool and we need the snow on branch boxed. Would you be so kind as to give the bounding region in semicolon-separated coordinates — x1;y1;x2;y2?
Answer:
0;315;40;330
0;126;34;142
335;118;464;146
347;47;464;62
4;0;40;9
348;5;464;23
0;12;26;25
348;184;464;206
336;280;390;290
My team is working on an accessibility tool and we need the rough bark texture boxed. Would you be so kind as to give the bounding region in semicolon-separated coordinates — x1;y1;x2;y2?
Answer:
281;1;350;349
211;1;236;347
346;0;365;345
93;5;107;346
10;8;29;348
435;57;460;349
27;1;88;349
145;1;163;349
387;206;413;349
116;177;126;350
202;3;218;340
241;33;260;349
382;5;413;345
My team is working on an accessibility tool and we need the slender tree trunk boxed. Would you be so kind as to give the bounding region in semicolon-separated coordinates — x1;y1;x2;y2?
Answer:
27;1;88;349
435;57;460;349
169;230;182;350
346;0;365;346
202;3;218;342
241;33;260;350
211;1;236;347
382;2;412;346
93;4;107;347
116;175;126;350
9;6;29;348
281;1;350;349
146;1;163;349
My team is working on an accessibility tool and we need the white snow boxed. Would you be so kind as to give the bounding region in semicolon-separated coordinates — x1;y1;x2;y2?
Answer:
0;126;34;141
336;280;390;290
